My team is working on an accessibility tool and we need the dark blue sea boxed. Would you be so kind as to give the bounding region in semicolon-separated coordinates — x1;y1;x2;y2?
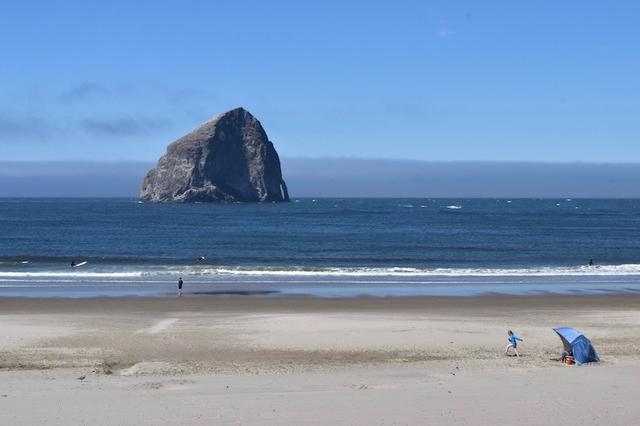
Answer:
1;198;640;297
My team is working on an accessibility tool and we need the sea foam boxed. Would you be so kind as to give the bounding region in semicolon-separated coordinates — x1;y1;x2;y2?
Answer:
3;264;640;279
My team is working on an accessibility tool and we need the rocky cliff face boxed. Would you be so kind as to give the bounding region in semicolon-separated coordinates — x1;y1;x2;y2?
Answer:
140;108;289;203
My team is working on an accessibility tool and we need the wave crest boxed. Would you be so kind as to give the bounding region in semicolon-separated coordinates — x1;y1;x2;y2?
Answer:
3;264;640;278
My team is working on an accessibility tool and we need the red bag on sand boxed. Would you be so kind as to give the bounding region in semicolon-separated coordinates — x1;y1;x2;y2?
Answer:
566;357;575;365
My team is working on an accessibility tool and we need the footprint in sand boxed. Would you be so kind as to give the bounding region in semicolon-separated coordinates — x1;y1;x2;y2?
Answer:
128;379;196;391
129;382;164;390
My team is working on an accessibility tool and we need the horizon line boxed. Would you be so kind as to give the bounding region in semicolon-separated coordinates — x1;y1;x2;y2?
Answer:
2;158;640;166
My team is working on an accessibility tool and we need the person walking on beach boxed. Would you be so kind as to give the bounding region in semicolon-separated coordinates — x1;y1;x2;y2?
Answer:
177;277;183;297
505;330;523;356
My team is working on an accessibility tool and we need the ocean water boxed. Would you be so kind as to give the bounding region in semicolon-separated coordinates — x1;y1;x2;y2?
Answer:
1;198;640;297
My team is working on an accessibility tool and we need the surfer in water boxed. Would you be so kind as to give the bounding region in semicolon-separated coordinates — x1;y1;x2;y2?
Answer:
197;256;206;263
177;277;183;297
70;260;76;267
588;259;594;266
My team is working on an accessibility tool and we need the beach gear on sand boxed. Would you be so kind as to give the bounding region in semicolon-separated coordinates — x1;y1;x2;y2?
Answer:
553;327;599;364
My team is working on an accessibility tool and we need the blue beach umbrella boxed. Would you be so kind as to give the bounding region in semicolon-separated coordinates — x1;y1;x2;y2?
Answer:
553;327;600;364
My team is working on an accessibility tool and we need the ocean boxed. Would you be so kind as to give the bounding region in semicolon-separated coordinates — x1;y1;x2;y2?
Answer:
1;198;640;297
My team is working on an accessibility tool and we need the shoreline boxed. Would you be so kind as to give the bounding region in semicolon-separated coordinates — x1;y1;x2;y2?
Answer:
2;273;640;298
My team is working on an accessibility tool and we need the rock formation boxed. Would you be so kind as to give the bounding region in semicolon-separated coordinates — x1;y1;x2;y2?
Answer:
140;108;289;203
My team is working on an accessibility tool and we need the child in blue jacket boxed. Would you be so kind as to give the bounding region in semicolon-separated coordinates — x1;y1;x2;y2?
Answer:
505;330;523;356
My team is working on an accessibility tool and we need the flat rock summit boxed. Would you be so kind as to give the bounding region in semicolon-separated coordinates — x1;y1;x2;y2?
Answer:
140;108;289;203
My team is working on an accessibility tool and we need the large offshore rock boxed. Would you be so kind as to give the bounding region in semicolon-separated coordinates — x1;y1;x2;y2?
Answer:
140;108;289;202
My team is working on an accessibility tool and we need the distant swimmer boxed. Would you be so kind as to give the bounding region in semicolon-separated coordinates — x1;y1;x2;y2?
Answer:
197;256;206;263
71;260;76;267
177;277;183;297
588;259;594;266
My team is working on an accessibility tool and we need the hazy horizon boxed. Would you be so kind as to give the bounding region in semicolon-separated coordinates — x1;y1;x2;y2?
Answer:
2;159;639;198
1;2;639;197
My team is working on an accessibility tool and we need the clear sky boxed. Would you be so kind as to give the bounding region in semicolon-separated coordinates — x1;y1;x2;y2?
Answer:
1;1;638;162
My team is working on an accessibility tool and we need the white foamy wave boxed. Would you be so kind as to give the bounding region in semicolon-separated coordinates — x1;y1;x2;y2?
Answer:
2;264;640;279
0;271;146;278
445;205;462;210
191;264;640;277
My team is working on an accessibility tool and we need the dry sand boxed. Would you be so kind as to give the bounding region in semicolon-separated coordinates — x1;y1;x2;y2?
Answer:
1;295;639;425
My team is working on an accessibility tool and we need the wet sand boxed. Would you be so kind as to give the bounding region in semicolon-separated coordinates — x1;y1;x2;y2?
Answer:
1;294;640;424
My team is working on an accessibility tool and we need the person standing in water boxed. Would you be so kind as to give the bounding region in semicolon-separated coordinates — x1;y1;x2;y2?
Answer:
505;330;523;356
588;259;594;266
177;277;183;297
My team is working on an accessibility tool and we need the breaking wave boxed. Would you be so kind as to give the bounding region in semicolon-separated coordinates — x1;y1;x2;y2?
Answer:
187;264;640;277
3;264;640;278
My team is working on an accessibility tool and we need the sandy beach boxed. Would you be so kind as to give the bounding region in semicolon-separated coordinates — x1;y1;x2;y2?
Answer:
1;294;640;425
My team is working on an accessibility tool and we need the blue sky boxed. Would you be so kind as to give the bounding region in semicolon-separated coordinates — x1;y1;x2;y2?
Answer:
1;0;638;162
